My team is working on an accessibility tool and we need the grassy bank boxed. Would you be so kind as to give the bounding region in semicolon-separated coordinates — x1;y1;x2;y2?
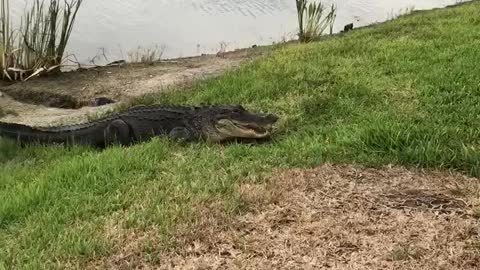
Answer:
1;2;480;269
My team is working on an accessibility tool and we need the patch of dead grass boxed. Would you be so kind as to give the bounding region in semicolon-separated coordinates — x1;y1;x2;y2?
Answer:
90;164;480;269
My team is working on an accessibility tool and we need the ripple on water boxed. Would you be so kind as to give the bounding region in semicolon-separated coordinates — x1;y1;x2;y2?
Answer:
190;0;292;17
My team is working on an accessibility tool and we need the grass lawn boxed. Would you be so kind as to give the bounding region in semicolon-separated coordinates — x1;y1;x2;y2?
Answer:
1;2;480;269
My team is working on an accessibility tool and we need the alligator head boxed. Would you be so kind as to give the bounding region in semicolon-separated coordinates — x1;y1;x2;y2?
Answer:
201;105;279;142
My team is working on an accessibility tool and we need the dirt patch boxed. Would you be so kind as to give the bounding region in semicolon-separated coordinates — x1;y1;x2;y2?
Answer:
0;94;115;126
2;88;83;109
0;47;267;126
92;164;480;270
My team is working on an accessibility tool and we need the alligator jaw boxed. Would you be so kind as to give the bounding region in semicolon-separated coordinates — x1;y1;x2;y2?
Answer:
214;113;278;140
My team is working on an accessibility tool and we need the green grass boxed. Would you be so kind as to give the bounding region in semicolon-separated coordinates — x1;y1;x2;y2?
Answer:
1;2;480;268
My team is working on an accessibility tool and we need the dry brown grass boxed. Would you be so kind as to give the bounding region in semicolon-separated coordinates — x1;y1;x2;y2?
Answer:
91;164;480;270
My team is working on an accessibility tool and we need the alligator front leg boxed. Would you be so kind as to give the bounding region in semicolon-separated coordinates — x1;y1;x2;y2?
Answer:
105;119;132;146
168;127;197;142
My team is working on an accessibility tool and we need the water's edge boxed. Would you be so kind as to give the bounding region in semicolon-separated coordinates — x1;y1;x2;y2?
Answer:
11;0;468;66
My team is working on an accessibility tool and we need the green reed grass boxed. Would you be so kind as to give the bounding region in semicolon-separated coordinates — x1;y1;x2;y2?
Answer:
296;0;336;42
0;0;82;81
0;0;15;80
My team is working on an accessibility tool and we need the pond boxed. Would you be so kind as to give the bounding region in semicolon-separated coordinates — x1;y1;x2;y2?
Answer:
11;0;466;65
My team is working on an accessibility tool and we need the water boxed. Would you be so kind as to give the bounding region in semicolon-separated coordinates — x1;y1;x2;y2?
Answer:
10;0;466;65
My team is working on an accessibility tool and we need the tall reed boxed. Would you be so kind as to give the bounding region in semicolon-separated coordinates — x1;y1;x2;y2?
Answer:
0;0;83;81
296;0;336;43
0;0;15;80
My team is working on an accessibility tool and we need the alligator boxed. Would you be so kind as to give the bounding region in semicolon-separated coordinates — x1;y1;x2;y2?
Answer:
0;104;279;147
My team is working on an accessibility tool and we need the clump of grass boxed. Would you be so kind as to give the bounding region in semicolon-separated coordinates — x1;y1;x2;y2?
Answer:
0;0;83;81
0;108;16;118
295;0;336;42
127;45;165;65
388;244;425;261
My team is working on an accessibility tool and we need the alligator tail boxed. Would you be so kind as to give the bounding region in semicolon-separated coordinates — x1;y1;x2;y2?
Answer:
0;121;65;144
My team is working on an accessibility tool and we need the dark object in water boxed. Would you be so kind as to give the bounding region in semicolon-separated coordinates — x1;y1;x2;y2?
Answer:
93;97;116;106
252;44;257;48
341;23;354;33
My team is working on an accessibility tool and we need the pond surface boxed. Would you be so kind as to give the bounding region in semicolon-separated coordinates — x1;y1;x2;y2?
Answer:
11;0;466;65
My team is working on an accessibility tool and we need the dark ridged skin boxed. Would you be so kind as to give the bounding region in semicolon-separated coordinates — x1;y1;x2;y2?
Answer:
0;104;279;148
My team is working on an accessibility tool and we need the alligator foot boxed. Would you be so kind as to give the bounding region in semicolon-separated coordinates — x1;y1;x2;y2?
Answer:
169;127;196;142
105;119;132;146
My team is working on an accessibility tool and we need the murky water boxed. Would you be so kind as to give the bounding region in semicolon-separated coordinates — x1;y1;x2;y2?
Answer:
11;0;466;65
